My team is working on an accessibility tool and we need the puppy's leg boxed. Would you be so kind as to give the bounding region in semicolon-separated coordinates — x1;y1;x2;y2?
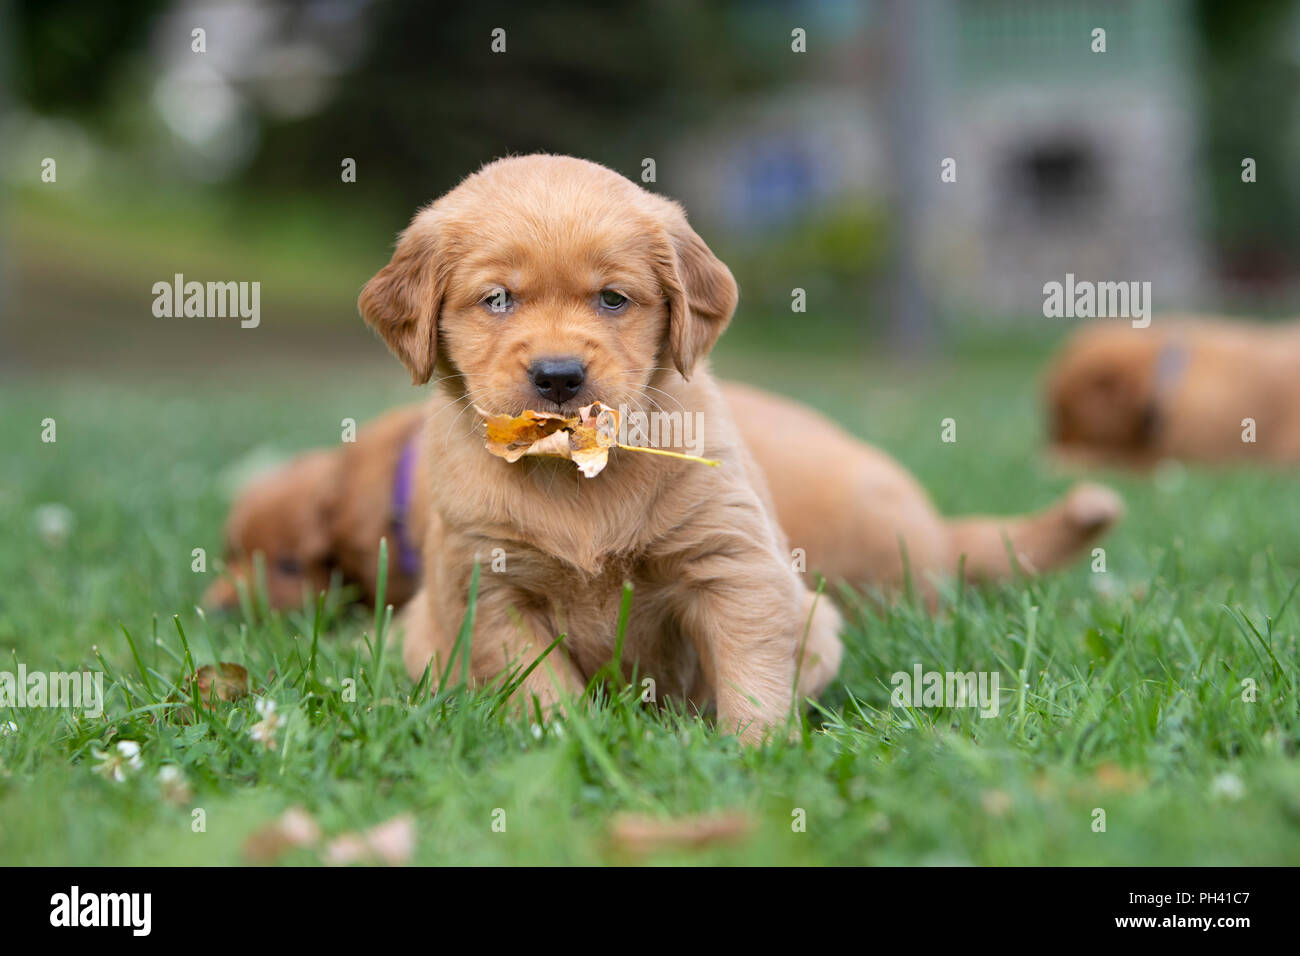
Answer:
794;588;843;700
671;535;807;744
945;482;1123;584
399;587;450;681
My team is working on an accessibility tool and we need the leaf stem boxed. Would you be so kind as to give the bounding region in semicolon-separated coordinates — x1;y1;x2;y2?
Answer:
615;443;720;466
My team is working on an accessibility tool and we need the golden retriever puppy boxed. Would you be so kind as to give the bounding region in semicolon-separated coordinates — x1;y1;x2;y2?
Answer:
722;383;1121;601
203;406;429;610
359;154;842;742
1047;317;1300;466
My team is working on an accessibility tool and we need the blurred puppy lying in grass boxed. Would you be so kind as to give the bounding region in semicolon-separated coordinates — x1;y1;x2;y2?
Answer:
1047;317;1300;466
208;386;1121;614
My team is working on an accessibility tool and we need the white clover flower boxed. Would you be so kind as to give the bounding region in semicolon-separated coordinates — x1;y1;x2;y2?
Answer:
116;741;142;765
92;740;142;782
157;765;192;804
249;698;282;749
1090;574;1123;599
33;503;74;547
1210;772;1245;802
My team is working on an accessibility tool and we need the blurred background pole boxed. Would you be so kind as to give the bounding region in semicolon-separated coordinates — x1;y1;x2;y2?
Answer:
883;0;938;355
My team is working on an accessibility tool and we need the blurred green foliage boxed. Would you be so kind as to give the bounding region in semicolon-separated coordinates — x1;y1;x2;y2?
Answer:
1194;0;1300;280
12;0;168;113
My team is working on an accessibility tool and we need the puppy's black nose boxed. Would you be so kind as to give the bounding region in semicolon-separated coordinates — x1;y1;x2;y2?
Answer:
530;358;585;403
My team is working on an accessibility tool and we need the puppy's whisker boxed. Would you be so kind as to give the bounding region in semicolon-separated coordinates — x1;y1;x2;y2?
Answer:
632;394;666;420
427;371;468;390
442;388;498;442
624;397;672;447
425;391;478;424
639;384;686;410
635;389;678;417
626;366;689;387
631;385;691;416
444;407;477;438
425;387;493;447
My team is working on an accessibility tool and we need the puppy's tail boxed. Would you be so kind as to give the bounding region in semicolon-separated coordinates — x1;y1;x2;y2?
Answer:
944;482;1123;584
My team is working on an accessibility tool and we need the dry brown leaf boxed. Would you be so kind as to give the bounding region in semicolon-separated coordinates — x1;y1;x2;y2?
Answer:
608;810;754;857
189;663;249;703
243;808;415;866
481;401;619;477
1093;762;1146;793
980;789;1013;817
242;805;322;864
322;814;416;867
171;662;249;722
480;401;717;477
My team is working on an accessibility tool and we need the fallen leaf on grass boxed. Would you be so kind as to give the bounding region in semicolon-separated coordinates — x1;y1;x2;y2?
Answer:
608;810;754;857
1093;762;1146;793
170;662;249;722
157;765;193;805
480;401;719;478
242;805;322;864
243;808;416;866
189;663;249;702
322;814;416;867
980;789;1013;817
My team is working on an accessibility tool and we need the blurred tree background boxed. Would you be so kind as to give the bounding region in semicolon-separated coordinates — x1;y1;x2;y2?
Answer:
5;0;1300;376
12;0;794;213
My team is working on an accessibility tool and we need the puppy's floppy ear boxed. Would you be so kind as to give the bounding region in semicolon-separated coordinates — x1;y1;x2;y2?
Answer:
655;201;739;379
359;211;445;386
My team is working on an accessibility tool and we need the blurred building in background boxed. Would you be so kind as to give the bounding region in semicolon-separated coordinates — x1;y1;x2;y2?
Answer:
928;0;1205;321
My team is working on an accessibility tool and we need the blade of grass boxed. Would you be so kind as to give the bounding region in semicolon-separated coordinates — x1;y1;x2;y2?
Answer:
1015;597;1039;733
439;562;480;691
372;538;390;691
492;632;567;716
118;623;158;701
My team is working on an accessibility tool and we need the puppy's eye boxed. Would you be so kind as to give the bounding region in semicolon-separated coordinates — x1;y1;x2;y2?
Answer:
275;556;303;575
599;289;628;311
482;289;513;313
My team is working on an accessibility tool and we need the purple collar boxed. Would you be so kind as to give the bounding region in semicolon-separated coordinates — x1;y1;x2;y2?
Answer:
390;438;422;578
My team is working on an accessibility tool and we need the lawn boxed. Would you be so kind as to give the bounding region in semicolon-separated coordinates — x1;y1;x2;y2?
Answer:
2;344;1298;865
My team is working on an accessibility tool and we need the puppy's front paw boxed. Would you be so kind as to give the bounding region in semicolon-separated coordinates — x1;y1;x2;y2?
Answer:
1064;482;1124;533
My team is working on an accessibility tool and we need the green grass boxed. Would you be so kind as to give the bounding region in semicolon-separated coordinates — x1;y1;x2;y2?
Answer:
2;349;1299;865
